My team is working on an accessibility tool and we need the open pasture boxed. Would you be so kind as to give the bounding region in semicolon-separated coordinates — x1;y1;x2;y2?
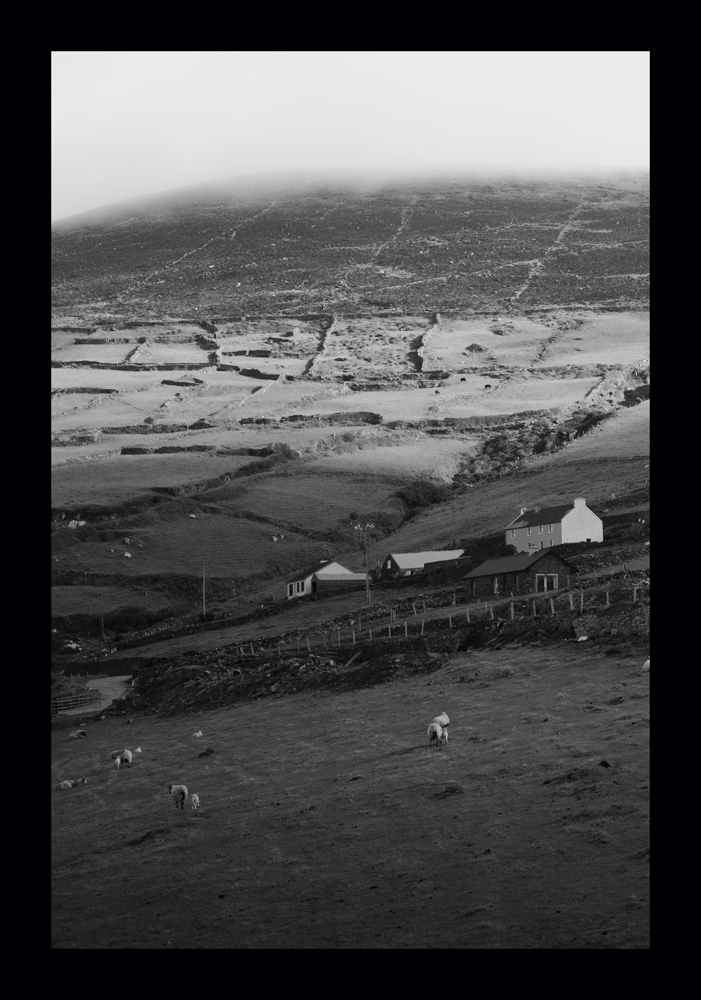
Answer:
51;645;649;949
51;453;263;509
422;315;553;370
51;585;173;618
535;312;649;369
304;436;478;482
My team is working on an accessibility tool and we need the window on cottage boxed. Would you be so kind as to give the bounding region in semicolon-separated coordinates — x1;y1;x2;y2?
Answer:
527;527;532;535
386;559;391;568
540;541;544;549
549;523;553;532
536;574;558;592
549;540;554;547
511;529;515;539
539;525;544;533
493;577;500;594
288;584;294;597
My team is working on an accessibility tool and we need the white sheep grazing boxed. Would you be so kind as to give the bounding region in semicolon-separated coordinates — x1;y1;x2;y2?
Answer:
641;658;650;675
68;730;87;741
169;784;189;809
122;748;133;767
193;730;203;738
58;780;75;790
427;722;442;746
114;756;122;769
190;793;200;813
432;712;450;729
439;727;449;744
73;777;88;785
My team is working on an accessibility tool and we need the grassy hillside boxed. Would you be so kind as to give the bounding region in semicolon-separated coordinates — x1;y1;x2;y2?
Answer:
51;642;649;949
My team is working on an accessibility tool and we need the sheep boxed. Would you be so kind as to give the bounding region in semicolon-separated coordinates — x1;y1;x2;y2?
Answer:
73;777;88;785
427;722;443;746
439;728;449;744
190;793;200;813
169;784;189;809
110;749;124;759
120;747;142;768
58;780;75;790
641;658;650;675
432;712;450;729
192;730;203;738
114;756;122;769
68;730;87;741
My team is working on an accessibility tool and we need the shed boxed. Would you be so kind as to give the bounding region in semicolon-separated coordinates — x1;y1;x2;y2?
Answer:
381;550;464;580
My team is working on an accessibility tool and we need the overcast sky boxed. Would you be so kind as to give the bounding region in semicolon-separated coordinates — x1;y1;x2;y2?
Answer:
51;51;649;222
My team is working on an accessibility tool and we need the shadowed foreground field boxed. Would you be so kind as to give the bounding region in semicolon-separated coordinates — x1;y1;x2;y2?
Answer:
51;643;649;949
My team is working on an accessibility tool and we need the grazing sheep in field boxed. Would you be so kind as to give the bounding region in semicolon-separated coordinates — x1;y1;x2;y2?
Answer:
58;780;75;790
427;722;443;746
641;658;650;675
169;784;188;809
68;730;87;741
114;756;122;769
110;749;124;759
73;777;88;785
190;793;200;813
432;712;450;729
193;730;203;738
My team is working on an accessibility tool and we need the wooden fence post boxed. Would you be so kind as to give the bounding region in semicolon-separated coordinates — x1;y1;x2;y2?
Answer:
452;592;457;606
606;589;610;606
423;598;426;613
306;636;311;651
369;627;373;640
633;586;638;603
337;630;341;646
532;601;537;617
449;614;453;628
549;598;555;615
569;593;574;611
352;630;356;644
510;602;514;619
404;621;408;638
412;604;417;616
421;620;425;636
580;591;584;613
466;606;470;623
489;605;494;620
388;624;392;638
250;643;255;655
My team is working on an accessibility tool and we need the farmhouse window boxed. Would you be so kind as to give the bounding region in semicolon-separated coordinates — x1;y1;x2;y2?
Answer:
535;573;558;592
296;582;303;593
549;540;554;547
549;524;553;532
540;541;544;549
511;529;515;539
288;584;294;597
493;576;500;594
539;525;544;534
387;559;391;568
528;527;532;535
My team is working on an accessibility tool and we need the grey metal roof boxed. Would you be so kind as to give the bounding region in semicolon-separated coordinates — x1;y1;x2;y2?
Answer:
464;550;574;578
286;559;353;584
388;550;464;570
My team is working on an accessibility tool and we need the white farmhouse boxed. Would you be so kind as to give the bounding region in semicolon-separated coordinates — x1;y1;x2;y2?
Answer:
505;497;603;553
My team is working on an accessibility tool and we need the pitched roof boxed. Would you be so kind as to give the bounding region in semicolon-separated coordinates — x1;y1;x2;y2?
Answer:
388;550;464;570
286;559;353;584
504;503;575;530
463;550;574;578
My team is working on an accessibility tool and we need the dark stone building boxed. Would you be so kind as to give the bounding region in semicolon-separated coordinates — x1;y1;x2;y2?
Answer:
463;550;576;598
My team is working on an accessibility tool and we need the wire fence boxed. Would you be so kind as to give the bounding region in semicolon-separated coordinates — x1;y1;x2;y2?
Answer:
51;692;102;716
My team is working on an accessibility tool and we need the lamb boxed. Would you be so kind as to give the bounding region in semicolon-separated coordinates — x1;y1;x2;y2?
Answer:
641;657;650;675
439;727;449;744
68;730;87;741
190;793;200;813
427;722;443;746
114;756;122;769
169;784;189;809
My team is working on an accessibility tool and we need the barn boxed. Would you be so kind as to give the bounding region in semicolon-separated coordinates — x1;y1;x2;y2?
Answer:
463;550;576;598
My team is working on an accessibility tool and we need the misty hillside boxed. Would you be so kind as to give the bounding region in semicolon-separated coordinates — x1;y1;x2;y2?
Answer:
51;173;649;318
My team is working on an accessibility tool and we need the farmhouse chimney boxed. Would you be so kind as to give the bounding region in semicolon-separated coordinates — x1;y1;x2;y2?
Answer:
573;497;586;507
520;507;528;515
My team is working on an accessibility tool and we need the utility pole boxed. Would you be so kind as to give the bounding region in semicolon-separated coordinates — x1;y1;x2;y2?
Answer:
353;521;374;607
202;562;206;619
100;594;105;644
